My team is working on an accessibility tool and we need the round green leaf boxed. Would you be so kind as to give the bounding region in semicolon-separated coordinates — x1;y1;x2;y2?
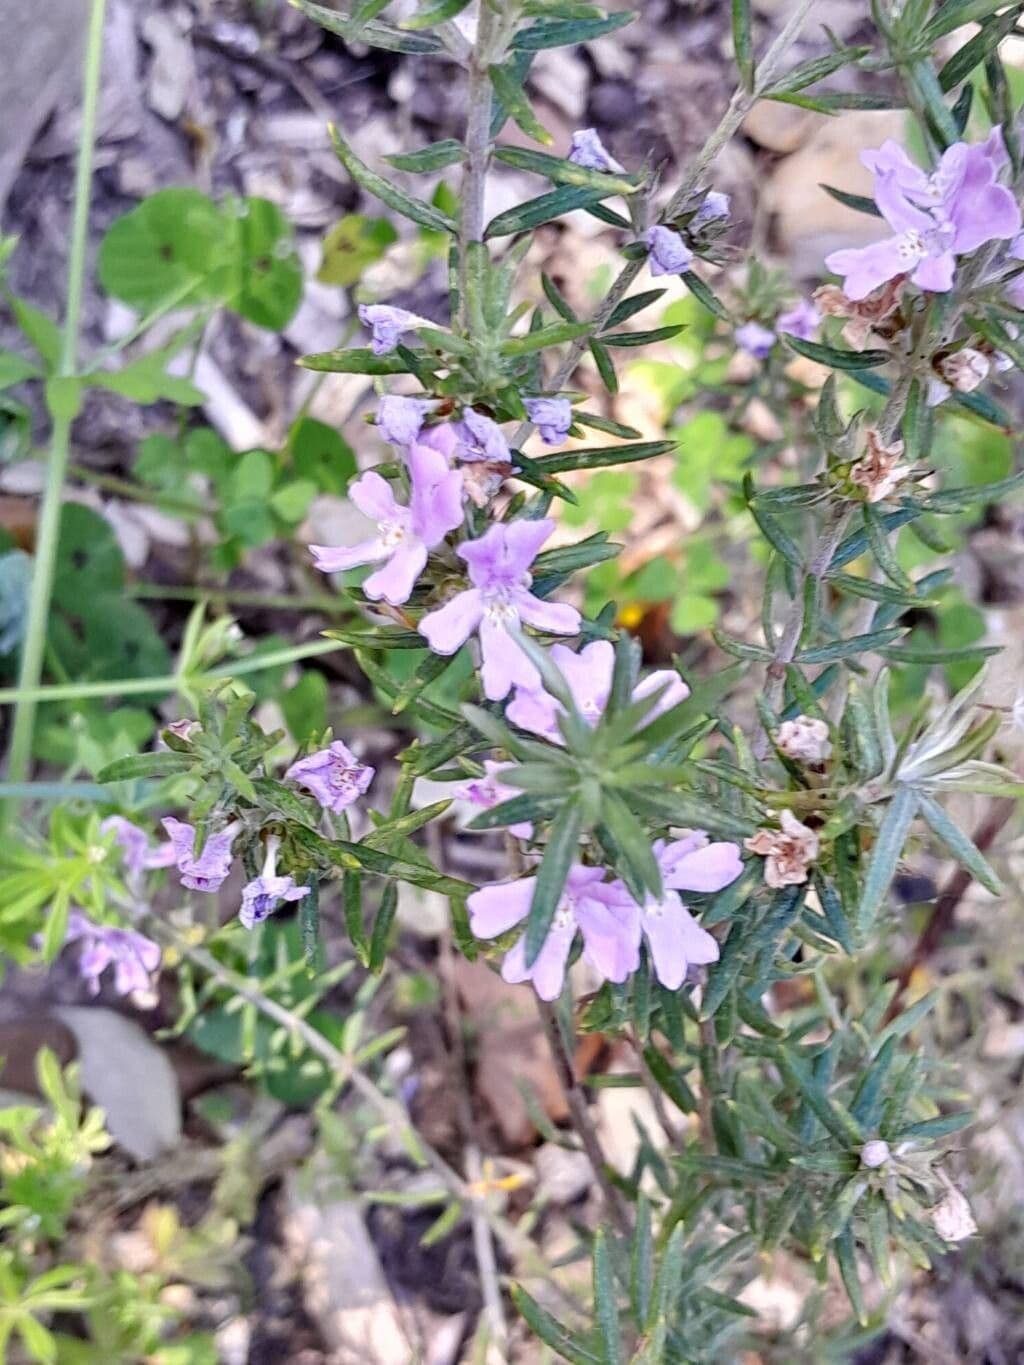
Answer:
98;189;227;310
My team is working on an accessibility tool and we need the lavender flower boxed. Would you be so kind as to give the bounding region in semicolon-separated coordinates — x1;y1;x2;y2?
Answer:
239;839;309;930
453;407;511;463
692;190;730;226
618;834;741;990
524;397;573;446
418;518;581;701
358;303;428;355
459;760;532;839
310;444;463;605
646;225;693;277
66;911;161;999
776;298;821;341
568;128;619;173
100;815;176;878
162;818;237;893
825;131;1021;301
735;321;776;359
284;739;375;814
377;395;431;448
468;865;640;1000
507;640;688;744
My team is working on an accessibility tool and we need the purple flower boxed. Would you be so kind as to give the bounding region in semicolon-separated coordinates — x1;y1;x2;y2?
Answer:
239;838;310;930
358;304;428;355
66;911;161;998
692;191;730;226
453;408;511;463
736;321;776;359
418;518;581;701
284;739;374;814
377;395;431;448
777;298;821;341
418;421;461;461
825;131;1021;301
646;225;693;277
459;760;532;839
524;397;573;447
568;128;618;173
507;640;688;744
162;818;237;893
468;865;640;1001
620;834;741;990
310;444;463;605
101;816;176;879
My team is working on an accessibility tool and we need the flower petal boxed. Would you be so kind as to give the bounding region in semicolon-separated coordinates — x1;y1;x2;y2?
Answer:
468;877;537;938
363;541;427;605
419;588;484;655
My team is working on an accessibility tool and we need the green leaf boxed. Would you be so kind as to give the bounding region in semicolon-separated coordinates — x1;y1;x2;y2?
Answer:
509;1286;600;1365
500;320;592;355
52;504;124;610
8;296;62;369
524;801;584;968
299;347;411;374
857;785;919;935
488;63;552;146
783;333;891;370
385;139;464;172
288;415;357;494
643;1045;697;1113
0;349;43;389
401;0;473;30
601;790;662;902
89;347;204;406
97;750;193;782
593;1228;624;1365
819;183;883;218
511;11;635;50
290;0;447;53
923;0;1020;42
732;0;754;88
317;214;398;286
291;824;473;897
98;188;224;310
330;125;456;233
605;289;666;327
533;439;674;475
227;197;303;330
485;186;611;240
937;7;1022;91
369;882;399;971
680;271;732;321
795;626;904;664
631;1194;654;1324
917;792;1001;894
494;145;638;195
769;46;871;94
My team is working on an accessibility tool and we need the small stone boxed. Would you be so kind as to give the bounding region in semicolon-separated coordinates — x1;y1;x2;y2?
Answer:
534;1142;593;1206
860;1139;891;1169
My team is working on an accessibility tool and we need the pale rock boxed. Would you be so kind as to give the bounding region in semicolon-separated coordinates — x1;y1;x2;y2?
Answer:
763;110;906;277
534;1142;593;1206
284;1169;410;1362
140;11;194;123
530;48;589;121
743;101;818;153
54;1006;181;1162
741;396;784;442
300;492;375;551
594;1063;668;1177
189;352;267;451
395;883;449;939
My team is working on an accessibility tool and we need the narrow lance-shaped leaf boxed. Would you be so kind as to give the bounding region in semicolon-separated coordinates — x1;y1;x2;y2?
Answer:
524;801;584;968
485;185;611;238
330;125;456;233
917;792;1001;895
857;784;919;935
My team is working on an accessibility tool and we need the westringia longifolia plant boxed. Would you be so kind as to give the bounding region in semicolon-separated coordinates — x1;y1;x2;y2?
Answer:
27;0;1024;1357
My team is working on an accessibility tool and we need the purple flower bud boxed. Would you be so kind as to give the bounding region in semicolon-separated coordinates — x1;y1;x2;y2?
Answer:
376;395;431;448
310;444;463;605
418;519;580;701
358;304;427;355
284;739;375;814
453;407;511;463
567;128;618;173
776;298;821;342
646;225;693;277
162;818;237;893
459;760;532;839
524;397;573;446
66;911;161;999
735;321;776;359
692;191;730;226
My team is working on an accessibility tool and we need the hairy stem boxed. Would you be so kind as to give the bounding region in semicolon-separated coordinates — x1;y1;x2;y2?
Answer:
457;2;497;328
5;0;108;798
537;1000;633;1235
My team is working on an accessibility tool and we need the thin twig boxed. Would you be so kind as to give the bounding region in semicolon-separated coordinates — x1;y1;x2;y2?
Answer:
536;1000;632;1235
457;2;497;329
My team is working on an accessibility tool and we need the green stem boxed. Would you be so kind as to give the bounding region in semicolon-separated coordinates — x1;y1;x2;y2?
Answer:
0;637;344;707
67;463;209;517
130;583;351;614
5;0;108;794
